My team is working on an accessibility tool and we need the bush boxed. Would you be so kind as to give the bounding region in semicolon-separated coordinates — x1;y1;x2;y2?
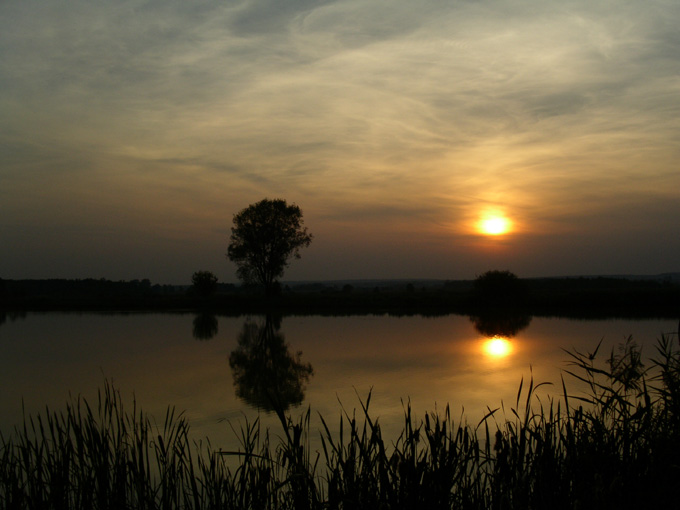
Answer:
191;271;218;297
474;270;527;304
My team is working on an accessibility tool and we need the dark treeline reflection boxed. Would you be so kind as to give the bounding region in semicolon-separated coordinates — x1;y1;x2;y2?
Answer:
469;310;532;338
229;315;314;413
192;313;219;340
0;310;27;328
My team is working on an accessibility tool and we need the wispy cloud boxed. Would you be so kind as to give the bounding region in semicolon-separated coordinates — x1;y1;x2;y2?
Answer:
1;0;678;280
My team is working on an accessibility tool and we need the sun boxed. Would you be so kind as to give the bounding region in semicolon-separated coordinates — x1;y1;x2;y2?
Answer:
479;215;511;236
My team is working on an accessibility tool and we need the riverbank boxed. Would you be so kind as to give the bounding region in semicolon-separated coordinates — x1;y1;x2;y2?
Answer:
1;276;679;318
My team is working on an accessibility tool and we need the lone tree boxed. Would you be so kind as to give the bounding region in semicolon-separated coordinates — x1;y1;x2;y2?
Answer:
227;198;312;296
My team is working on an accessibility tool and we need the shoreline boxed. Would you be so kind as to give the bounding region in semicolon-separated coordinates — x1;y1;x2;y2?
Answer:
2;284;679;320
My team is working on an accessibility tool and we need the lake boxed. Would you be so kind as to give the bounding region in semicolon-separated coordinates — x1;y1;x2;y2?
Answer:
1;312;677;450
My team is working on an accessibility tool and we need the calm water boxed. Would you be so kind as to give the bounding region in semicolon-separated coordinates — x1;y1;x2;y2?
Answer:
0;312;677;449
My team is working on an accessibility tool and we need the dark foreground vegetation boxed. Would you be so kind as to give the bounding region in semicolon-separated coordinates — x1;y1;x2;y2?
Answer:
2;334;680;509
1;274;679;318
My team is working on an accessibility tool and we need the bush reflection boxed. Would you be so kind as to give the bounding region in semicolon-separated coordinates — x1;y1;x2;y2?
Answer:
470;311;532;338
192;313;219;340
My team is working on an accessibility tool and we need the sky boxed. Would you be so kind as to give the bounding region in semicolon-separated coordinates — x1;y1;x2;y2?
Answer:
1;0;679;284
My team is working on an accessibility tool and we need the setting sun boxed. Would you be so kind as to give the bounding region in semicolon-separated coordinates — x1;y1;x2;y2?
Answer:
479;215;511;236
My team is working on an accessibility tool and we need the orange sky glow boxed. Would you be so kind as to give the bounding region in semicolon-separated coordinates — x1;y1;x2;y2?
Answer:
0;0;678;283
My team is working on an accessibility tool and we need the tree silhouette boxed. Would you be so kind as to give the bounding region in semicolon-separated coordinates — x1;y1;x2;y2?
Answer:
229;315;314;413
227;199;312;296
191;270;218;297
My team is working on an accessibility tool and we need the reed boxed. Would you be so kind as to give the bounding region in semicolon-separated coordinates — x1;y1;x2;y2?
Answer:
2;332;679;509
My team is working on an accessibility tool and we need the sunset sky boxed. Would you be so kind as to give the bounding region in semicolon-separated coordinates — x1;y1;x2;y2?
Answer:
1;0;678;284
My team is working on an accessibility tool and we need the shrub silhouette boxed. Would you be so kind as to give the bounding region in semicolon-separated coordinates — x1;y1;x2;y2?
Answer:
474;270;527;304
191;271;218;297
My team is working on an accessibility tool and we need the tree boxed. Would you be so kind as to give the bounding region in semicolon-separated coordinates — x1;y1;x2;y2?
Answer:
227;198;313;296
191;270;218;297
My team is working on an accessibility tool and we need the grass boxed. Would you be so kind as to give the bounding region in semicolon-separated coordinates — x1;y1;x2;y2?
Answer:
2;332;680;509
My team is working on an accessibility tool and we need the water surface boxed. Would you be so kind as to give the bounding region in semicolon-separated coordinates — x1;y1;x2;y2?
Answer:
1;313;676;448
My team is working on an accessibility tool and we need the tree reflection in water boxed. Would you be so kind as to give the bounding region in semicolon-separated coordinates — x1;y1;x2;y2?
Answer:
470;311;532;338
229;315;314;413
192;313;219;340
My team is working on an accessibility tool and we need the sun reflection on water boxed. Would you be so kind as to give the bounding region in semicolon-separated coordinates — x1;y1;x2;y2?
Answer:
483;336;512;358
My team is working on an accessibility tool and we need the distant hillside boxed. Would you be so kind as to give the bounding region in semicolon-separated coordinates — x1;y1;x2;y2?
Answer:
284;273;680;290
284;279;448;291
607;273;680;283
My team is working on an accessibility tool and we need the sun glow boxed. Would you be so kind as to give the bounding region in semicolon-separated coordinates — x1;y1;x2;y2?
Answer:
479;215;511;236
483;337;512;358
